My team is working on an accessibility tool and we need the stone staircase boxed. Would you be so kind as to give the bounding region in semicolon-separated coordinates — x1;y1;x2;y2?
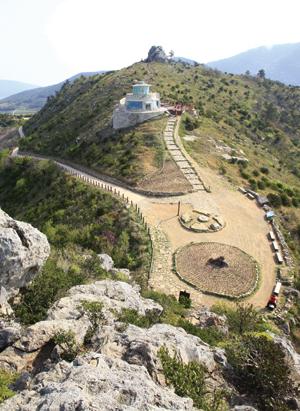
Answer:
164;117;205;191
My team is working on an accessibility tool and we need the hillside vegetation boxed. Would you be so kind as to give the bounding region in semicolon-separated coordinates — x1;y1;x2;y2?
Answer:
0;154;151;323
19;60;300;260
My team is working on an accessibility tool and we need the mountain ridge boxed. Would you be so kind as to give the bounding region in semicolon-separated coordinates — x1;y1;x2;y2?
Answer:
0;79;37;100
208;42;300;85
0;71;107;114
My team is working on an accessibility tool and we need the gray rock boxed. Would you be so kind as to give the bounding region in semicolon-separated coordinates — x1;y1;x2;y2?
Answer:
98;322;227;378
188;307;228;334
284;287;300;299
47;280;163;323
0;353;194;410
0;287;13;316
273;335;300;378
0;281;163;372
0;324;21;351
146;46;168;63
231;407;258;411
109;268;131;278
97;253;114;271
13;319;90;352
0;209;50;291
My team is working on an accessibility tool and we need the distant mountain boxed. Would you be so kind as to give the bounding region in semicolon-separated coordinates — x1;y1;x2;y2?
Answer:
0;71;106;114
208;43;300;85
0;80;37;100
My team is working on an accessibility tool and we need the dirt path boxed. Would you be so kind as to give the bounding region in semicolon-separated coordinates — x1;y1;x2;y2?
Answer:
15;129;276;308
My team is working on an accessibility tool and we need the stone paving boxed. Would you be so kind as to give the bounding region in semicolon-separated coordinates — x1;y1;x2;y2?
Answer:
148;226;204;307
163;117;205;191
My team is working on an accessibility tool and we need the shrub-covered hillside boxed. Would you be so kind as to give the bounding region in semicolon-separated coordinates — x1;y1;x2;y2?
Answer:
20;60;300;261
22;61;300;177
0;154;151;323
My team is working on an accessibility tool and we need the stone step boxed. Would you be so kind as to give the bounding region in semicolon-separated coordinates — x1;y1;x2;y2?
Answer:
172;156;186;162
177;161;191;169
193;184;205;190
167;145;179;150
168;150;182;156
181;167;194;172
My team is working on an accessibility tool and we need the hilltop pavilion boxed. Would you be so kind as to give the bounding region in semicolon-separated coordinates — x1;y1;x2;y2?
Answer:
113;81;166;129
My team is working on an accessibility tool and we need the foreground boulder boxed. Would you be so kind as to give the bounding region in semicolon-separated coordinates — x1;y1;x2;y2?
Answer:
0;353;194;411
0;280;228;409
0;209;50;291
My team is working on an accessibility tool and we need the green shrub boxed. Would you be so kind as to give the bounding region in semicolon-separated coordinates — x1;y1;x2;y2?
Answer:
226;335;293;410
53;330;78;362
267;193;282;208
0;370;17;403
117;308;161;328
183;114;199;131
176;319;224;346
158;346;207;409
81;301;104;344
257;180;266;190
212;303;262;335
260;166;269;174
178;293;191;308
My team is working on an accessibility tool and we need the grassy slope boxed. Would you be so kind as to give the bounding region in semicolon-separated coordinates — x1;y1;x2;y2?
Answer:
20;61;300;260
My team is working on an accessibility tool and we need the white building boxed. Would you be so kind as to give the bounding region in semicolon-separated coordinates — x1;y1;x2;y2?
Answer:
113;81;166;129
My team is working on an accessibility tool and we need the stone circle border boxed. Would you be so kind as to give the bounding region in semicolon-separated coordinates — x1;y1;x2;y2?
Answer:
173;242;260;300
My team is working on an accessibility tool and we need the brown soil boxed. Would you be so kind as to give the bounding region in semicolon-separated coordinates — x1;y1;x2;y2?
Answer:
137;158;192;193
176;242;258;298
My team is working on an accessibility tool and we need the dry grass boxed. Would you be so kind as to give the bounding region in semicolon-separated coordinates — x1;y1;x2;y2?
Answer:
175;242;258;298
137;158;192;193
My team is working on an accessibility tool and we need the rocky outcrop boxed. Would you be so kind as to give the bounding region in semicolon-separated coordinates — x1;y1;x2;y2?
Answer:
98;253;114;271
0;209;50;292
0;281;163;372
97;323;227;378
145;46;168;63
273;335;300;379
188;306;228;334
0;280;228;409
98;254;130;278
0;353;194;411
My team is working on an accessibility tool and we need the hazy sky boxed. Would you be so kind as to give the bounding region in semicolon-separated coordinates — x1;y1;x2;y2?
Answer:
1;0;300;86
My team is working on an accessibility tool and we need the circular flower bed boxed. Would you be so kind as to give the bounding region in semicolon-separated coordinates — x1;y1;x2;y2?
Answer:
174;242;259;299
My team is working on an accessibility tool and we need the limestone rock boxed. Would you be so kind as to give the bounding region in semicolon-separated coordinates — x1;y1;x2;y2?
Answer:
98;253;114;271
109;267;131;278
146;46;168;63
188;307;228;334
0;287;13;316
98;323;227;376
273;335;300;378
14;319;90;352
0;322;21;351
0;209;50;291
0;346;38;372
0;353;194;410
47;280;163;323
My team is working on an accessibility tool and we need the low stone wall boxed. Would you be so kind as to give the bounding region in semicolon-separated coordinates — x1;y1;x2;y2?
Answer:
113;108;165;130
173;242;260;300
